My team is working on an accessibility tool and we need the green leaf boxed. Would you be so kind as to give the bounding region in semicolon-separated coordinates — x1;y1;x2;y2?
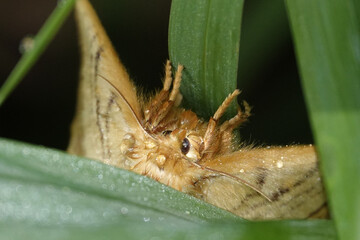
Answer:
286;1;360;240
0;219;336;240
0;138;336;239
0;138;237;224
0;0;76;106
169;0;244;119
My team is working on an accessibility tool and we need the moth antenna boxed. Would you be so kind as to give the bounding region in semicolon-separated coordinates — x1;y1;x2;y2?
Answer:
169;64;183;101
97;74;155;140
163;60;172;91
164;61;182;106
191;161;272;202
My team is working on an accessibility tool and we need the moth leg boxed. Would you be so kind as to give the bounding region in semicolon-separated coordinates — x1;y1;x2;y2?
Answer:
201;90;241;157
213;89;241;121
212;102;251;155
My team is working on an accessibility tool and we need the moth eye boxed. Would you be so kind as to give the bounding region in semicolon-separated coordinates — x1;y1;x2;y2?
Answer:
181;138;190;154
162;130;172;136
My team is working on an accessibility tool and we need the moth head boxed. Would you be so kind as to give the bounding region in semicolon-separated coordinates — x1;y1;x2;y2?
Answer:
160;128;204;162
159;110;205;162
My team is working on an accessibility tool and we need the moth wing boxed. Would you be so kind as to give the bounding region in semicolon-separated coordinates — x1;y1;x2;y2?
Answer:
196;145;326;220
68;0;144;168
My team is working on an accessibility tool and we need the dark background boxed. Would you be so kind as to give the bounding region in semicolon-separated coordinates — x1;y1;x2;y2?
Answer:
0;0;312;150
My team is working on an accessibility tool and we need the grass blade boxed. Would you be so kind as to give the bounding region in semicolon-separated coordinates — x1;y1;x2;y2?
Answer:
0;0;76;106
169;0;244;119
0;220;336;240
286;1;360;239
0;138;336;239
0;138;238;224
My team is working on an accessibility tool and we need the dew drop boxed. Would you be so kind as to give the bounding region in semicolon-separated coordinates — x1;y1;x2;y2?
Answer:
15;184;23;192
65;206;73;214
120;134;135;154
276;160;284;168
156;155;166;165
121;207;128;215
145;141;157;149
52;153;60;161
239;169;244;173
39;208;50;219
22;148;31;156
131;153;141;159
77;161;84;168
143;217;150;222
19;36;34;54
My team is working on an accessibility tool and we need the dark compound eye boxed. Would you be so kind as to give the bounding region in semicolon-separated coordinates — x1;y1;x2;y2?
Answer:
181;138;190;154
162;130;172;136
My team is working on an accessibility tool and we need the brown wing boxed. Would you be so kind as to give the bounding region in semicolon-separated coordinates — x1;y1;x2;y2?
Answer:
68;0;144;168
194;145;327;220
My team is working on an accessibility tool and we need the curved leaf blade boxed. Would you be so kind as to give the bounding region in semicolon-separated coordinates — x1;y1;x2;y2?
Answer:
0;220;336;240
0;138;337;239
169;0;244;119
0;138;238;225
286;1;360;239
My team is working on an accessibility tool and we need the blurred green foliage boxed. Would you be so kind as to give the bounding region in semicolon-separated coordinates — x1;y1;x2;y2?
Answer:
287;1;360;239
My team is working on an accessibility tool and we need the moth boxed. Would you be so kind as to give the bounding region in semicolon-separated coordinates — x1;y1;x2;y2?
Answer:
69;0;327;220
